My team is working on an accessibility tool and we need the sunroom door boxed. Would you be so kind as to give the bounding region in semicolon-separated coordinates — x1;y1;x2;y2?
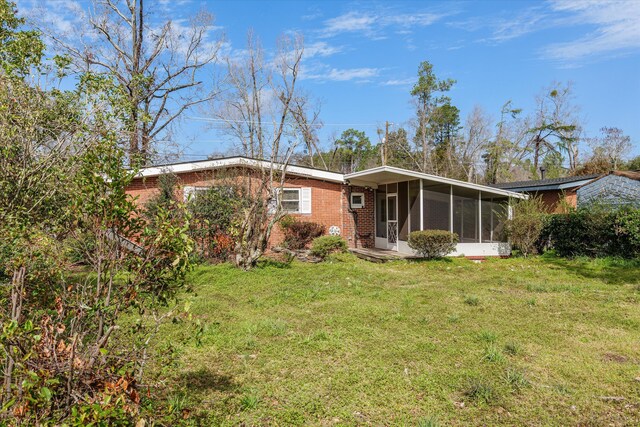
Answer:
387;194;398;250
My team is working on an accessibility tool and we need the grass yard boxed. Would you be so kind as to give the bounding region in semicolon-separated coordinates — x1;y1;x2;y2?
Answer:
147;254;640;426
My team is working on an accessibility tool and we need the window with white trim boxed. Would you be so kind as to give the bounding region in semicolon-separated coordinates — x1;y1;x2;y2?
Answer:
183;186;211;201
281;188;300;212
278;187;312;214
350;192;365;208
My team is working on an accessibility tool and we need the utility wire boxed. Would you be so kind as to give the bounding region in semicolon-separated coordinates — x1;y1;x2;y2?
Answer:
186;116;384;127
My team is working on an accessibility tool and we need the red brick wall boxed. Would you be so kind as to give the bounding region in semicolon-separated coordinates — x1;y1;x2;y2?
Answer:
126;168;383;250
341;186;375;249
126;169;348;248
536;189;577;213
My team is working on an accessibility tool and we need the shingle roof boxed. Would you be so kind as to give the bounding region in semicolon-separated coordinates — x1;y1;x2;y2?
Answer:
574;170;640;191
491;174;602;190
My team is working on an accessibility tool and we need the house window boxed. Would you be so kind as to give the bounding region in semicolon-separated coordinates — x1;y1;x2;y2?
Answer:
278;188;312;214
350;192;365;209
183;186;211;201
281;188;301;212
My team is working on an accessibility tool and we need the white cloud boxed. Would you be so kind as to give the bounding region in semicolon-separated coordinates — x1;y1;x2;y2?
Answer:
450;6;549;44
318;9;447;39
18;0;86;37
302;64;381;82
451;0;640;63
489;8;548;42
382;78;414;86
321;11;378;37
304;41;344;58
543;0;640;62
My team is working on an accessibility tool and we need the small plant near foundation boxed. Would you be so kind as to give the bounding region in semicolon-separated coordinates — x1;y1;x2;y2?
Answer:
310;236;348;258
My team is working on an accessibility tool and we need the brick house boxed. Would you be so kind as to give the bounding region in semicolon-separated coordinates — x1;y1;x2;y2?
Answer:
127;157;525;257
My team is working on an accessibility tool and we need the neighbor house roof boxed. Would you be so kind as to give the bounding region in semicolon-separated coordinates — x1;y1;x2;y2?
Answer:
345;166;527;199
574;170;640;190
491;174;601;192
136;156;345;184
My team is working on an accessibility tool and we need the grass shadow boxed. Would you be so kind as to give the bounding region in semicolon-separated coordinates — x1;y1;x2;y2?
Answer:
407;257;454;265
256;257;293;269
181;368;237;393
539;253;640;285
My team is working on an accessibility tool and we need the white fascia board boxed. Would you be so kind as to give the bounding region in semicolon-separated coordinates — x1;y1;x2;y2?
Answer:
345;166;527;199
503;179;594;193
136;157;345;183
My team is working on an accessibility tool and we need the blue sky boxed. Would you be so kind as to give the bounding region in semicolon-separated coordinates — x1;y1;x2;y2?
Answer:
19;0;640;161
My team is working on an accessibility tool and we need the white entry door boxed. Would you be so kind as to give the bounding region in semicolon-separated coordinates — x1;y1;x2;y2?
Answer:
387;194;398;250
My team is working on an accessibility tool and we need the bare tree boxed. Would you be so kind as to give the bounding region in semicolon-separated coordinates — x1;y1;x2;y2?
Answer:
47;0;221;163
483;101;530;184
457;105;492;182
212;31;309;269
585;127;632;170
527;82;582;174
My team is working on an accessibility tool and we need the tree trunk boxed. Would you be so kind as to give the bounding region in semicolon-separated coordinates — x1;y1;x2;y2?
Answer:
3;266;25;402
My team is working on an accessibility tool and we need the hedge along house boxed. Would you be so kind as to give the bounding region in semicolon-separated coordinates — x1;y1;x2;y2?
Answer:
126;157;525;258
345;166;526;257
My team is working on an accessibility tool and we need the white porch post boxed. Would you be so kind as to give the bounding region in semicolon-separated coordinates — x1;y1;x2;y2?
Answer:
478;191;482;243
419;179;424;230
449;185;453;234
407;182;411;233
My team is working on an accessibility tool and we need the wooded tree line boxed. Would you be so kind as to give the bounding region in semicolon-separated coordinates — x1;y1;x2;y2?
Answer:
299;62;637;184
17;0;634;184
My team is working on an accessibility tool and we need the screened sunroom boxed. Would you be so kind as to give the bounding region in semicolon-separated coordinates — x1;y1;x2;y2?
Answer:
345;166;526;257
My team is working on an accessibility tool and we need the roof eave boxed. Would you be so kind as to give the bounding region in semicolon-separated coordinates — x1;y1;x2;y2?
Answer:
135;157;345;183
345;166;527;199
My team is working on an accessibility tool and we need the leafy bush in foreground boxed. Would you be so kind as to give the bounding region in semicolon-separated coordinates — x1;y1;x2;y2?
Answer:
280;216;325;250
310;236;348;258
407;230;458;259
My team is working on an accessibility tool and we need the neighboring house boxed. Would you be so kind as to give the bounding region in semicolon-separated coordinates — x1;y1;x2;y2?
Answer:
491;174;600;213
576;171;640;207
126;156;525;258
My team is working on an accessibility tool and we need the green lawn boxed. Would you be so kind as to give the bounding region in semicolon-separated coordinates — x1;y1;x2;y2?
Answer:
147;254;640;426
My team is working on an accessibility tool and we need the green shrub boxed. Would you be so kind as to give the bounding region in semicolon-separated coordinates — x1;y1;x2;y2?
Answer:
187;186;247;260
543;205;640;258
280;217;325;250
310;235;348;258
505;196;547;257
407;230;458;259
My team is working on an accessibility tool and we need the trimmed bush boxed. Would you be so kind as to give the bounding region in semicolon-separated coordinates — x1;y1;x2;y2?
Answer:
310;235;348;258
280;217;325;250
407;230;458;259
